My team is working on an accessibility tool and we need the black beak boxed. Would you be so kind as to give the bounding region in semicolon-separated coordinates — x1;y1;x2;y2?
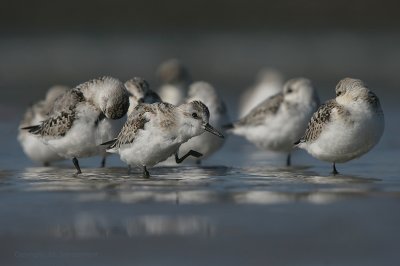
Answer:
203;123;224;138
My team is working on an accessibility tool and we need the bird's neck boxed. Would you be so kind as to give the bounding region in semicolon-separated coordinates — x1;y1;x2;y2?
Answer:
175;115;199;143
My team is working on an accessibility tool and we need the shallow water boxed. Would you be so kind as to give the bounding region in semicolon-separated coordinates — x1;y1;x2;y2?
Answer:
1;106;400;266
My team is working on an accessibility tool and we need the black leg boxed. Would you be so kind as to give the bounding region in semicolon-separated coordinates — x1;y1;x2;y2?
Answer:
332;162;339;175
143;166;150;179
196;159;202;165
286;153;291;167
175;150;203;164
43;162;50;167
72;157;82;174
127;164;132;174
100;156;106;168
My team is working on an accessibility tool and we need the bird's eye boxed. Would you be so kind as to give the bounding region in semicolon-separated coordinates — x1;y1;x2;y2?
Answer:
192;113;199;119
286;88;293;93
336;91;342;97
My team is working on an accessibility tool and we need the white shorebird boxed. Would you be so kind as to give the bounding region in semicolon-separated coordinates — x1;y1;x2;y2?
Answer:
226;78;320;166
102;101;224;178
156;58;191;105
178;81;229;164
124;77;162;115
18;85;69;166
22;76;130;174
295;78;384;174
239;68;284;118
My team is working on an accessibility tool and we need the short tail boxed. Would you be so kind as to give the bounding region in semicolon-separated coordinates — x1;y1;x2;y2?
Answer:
100;139;117;146
293;139;304;148
100;139;118;153
21;125;41;134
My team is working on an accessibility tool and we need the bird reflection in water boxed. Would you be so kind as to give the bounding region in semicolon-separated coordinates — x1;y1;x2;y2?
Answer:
52;213;215;239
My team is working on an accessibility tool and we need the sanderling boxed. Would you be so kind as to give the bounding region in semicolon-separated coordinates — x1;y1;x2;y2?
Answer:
22;76;130;174
124;77;162;115
178;81;230;164
18;85;69;166
102;101;224;178
295;78;384;174
156;58;191;105
239;68;284;117
226;78;320;166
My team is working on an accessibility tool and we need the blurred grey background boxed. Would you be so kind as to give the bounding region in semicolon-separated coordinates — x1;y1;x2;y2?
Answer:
1;0;399;112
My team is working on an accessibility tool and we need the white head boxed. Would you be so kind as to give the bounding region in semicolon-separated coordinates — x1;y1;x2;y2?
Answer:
335;78;380;109
283;78;320;106
157;58;191;85
178;101;224;139
77;76;130;119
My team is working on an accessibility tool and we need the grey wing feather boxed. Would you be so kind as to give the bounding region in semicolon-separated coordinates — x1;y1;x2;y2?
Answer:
28;110;76;137
299;99;339;143
25;89;84;137
108;106;150;149
236;93;284;126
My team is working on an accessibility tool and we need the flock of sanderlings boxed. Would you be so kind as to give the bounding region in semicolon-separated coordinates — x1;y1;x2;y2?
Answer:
18;59;384;177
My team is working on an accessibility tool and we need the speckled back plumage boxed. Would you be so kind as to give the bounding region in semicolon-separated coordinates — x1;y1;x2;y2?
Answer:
298;100;345;143
107;102;175;149
27;89;84;137
236;93;284;126
108;111;149;149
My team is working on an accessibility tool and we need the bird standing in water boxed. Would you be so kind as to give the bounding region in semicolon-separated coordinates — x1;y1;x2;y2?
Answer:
295;78;384;174
103;101;224;178
227;78;320;166
22;76;130;174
